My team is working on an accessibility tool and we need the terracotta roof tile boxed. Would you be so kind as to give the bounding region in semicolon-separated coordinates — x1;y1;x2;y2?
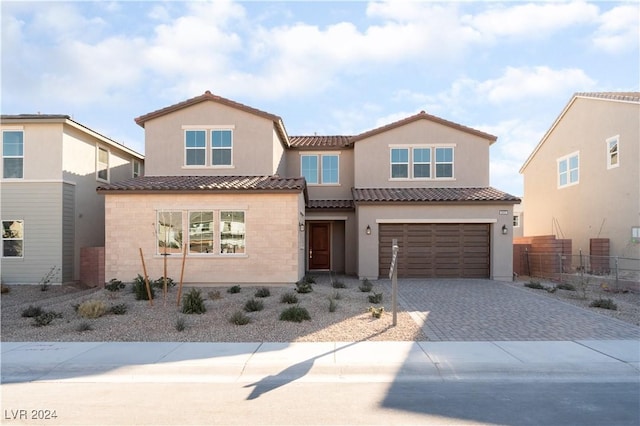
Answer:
352;187;520;203
307;199;355;209
97;175;306;193
289;135;353;149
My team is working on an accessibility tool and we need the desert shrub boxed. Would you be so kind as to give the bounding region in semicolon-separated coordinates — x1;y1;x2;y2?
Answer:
328;298;338;312
244;298;264;312
332;279;346;289
132;274;155;300
589;298;618;310
295;280;313;294
181;289;206;314
109;303;128;315
76;321;93;332
229;310;251;325
359;279;373;292
175;316;187;332
368;292;383;304
152;277;175;289
280;305;311;322
1;284;10;294
280;292;298;304
22;305;44;318
227;285;241;294
39;266;60;291
255;287;271;298
301;274;316;284
78;300;107;319
32;311;62;327
105;278;125;292
368;306;385;318
208;290;222;300
332;291;342;300
524;281;545;290
556;283;576;291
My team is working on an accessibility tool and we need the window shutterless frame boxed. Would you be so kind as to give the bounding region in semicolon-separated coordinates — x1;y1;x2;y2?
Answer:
96;145;109;182
1;219;24;258
3;130;24;179
606;135;619;169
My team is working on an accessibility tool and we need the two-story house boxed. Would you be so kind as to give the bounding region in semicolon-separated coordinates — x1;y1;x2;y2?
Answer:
519;92;640;260
98;91;519;285
1;114;144;285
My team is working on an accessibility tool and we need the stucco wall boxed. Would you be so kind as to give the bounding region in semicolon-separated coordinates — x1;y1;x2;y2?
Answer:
104;192;305;284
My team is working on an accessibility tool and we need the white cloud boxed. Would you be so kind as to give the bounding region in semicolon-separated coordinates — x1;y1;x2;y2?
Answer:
592;4;640;53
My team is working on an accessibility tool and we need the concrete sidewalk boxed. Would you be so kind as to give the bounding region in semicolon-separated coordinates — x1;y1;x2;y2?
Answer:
2;340;639;384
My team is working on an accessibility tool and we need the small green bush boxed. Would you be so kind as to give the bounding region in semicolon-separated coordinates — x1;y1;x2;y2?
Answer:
208;290;222;300
359;279;373;292
589;298;618;310
244;298;264;312
227;285;241;294
368;306;384;318
328;298;338;312
109;303;128;315
301;274;316;284
22;305;44;318
181;288;206;314
556;283;576;291
105;278;125;292
280;292;298;304
368;292;383;304
280;305;311;322
32;311;62;327
175;316;187;332
152;277;175;289
255;287;271;298
229;310;251;325
524;281;545;290
295;280;313;294
78;300;107;319
76;321;93;332
132;274;155;300
332;279;346;289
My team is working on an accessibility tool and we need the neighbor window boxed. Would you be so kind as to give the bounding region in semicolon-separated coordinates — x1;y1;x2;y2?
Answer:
513;215;520;227
435;147;454;178
211;130;232;166
2;220;23;257
185;130;206;166
2;130;23;179
97;146;109;182
189;211;214;254
220;211;245;254
157;211;183;255
413;148;431;178
607;136;619;169
558;152;579;187
390;148;409;178
132;160;142;178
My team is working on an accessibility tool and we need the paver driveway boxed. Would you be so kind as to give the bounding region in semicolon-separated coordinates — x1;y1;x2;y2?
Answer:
380;279;640;341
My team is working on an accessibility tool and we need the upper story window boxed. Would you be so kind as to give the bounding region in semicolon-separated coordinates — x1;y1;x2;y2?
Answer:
513;215;520;227
558;151;579;188
390;146;455;180
212;130;232;166
97;146;109;182
183;127;234;168
301;153;339;185
606;135;619;169
2;130;24;179
185;130;206;166
132;159;142;178
2;220;23;258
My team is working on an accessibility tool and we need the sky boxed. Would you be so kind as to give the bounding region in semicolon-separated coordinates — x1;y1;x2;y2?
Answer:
2;1;638;196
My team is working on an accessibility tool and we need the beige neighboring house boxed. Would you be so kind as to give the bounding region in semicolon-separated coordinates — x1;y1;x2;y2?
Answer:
98;91;519;285
519;92;640;259
1;114;144;284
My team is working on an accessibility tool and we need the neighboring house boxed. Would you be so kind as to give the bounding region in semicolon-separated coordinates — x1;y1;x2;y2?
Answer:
519;92;640;259
1;114;144;284
98;91;519;285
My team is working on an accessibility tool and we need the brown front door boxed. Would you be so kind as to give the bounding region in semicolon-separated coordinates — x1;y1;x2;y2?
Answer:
309;223;330;270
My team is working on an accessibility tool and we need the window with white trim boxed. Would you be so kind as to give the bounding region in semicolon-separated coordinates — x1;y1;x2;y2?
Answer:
157;211;183;255
413;148;431;178
2;220;23;257
390;146;454;180
513;215;520;227
132;160;142;178
189;211;214;254
212;130;232;166
2;130;23;179
97;146;109;182
390;148;409;178
301;154;339;184
606;136;619;169
185;130;206;166
558;152;579;188
220;211;245;254
435;147;453;178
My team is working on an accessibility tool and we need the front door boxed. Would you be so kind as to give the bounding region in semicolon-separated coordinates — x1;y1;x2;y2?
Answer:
309;223;330;270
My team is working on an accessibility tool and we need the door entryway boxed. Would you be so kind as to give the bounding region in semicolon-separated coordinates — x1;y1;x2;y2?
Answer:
308;222;331;270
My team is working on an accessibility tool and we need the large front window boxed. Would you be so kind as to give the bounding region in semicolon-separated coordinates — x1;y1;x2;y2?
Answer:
2;220;23;257
189;211;214;254
3;131;24;179
558;152;579;187
220;211;245;254
157;211;183;254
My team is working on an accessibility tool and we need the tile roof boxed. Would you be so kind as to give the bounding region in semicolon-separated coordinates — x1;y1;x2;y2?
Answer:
352;187;520;203
350;111;497;144
97;175;306;193
1;114;71;120
307;199;355;209
575;92;640;103
289;135;353;149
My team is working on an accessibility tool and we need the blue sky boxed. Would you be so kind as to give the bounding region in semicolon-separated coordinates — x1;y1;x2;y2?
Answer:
2;1;638;196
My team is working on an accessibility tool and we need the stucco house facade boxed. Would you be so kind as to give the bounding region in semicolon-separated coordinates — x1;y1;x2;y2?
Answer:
98;91;519;285
1;114;144;284
519;92;640;260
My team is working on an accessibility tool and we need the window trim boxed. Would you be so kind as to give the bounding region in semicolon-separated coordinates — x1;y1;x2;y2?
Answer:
434;146;454;179
390;148;410;179
557;151;580;188
211;129;233;167
96;145;110;183
2;219;24;258
188;211;215;256
606;135;620;170
300;152;341;185
181;125;235;169
389;145;456;180
2;129;25;180
156;210;184;256
184;129;207;167
513;215;520;228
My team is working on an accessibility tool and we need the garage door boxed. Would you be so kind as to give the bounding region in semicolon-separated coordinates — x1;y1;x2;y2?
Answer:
379;223;490;278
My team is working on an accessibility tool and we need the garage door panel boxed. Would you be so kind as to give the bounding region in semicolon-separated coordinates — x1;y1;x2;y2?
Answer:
379;223;489;278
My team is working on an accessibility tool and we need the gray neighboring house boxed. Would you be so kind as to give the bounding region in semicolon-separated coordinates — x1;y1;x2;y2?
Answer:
1;114;144;285
519;92;640;259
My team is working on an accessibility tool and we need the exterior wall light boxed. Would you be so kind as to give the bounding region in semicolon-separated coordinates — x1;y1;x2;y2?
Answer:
366;225;372;235
299;222;305;232
502;224;508;235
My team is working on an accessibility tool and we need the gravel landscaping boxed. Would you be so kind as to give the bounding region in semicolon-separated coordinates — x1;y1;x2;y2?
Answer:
0;275;427;342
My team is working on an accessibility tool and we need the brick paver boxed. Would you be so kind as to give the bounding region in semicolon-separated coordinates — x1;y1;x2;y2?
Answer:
379;279;640;341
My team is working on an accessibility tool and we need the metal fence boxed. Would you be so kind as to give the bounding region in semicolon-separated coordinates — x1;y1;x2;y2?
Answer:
520;250;640;290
